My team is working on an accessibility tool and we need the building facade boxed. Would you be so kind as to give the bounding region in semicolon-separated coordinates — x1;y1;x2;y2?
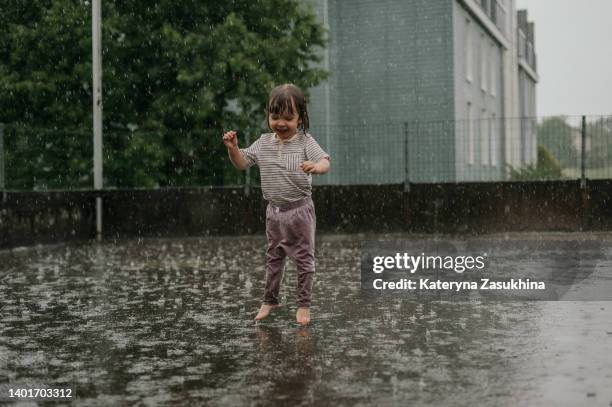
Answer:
307;0;538;184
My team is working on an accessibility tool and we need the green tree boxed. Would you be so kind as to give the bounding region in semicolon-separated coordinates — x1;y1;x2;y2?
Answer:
586;117;612;170
0;0;327;189
509;144;563;181
536;116;579;169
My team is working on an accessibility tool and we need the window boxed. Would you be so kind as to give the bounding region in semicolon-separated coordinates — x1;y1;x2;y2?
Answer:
467;103;474;165
491;113;498;166
490;42;496;96
481;0;490;15
496;0;508;35
465;19;472;82
480;34;487;92
481;109;489;165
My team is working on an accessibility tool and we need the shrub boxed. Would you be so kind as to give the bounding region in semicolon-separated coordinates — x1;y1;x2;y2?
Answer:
508;144;563;181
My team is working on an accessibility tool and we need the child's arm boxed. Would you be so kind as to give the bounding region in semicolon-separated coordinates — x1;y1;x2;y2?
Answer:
301;158;330;174
223;130;249;171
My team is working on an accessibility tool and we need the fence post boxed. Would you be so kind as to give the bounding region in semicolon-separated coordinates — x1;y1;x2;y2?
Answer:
0;123;5;192
580;115;586;189
244;131;250;196
403;122;410;192
92;0;103;241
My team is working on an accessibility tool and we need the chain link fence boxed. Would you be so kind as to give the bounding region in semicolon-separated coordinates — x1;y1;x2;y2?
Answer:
1;115;611;191
313;115;611;185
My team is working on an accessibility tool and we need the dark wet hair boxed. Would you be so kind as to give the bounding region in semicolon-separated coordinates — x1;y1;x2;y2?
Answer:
266;84;309;132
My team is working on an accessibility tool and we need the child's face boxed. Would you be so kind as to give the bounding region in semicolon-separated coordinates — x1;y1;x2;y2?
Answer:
268;101;301;140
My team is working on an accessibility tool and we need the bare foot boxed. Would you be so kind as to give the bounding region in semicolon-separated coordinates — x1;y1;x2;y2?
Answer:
254;304;280;321
296;308;311;325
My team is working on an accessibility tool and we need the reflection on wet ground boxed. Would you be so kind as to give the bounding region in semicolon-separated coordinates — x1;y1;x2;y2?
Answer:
0;233;611;406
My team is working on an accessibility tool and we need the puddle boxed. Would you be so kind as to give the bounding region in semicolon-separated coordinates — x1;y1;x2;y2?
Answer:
0;234;611;406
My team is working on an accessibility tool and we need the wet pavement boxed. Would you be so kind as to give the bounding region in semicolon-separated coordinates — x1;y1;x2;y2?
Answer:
0;233;611;406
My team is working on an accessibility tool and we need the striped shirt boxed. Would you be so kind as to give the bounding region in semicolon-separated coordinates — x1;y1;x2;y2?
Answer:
240;132;330;206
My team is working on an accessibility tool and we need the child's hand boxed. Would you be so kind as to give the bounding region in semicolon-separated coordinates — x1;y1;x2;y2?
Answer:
301;161;317;174
222;130;239;149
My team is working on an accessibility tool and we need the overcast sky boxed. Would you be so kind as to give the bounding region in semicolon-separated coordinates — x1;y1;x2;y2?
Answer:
515;0;612;117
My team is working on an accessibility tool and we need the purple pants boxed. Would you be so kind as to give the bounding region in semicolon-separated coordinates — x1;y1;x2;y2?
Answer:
264;198;316;308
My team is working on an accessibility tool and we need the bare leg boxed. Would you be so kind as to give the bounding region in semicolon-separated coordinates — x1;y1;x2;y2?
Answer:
255;304;281;321
296;307;311;325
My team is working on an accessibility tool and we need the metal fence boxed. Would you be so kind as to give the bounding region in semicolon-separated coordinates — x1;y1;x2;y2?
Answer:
1;115;611;191
313;115;611;185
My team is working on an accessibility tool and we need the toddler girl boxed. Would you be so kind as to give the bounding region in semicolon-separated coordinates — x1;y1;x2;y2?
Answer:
222;84;330;325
